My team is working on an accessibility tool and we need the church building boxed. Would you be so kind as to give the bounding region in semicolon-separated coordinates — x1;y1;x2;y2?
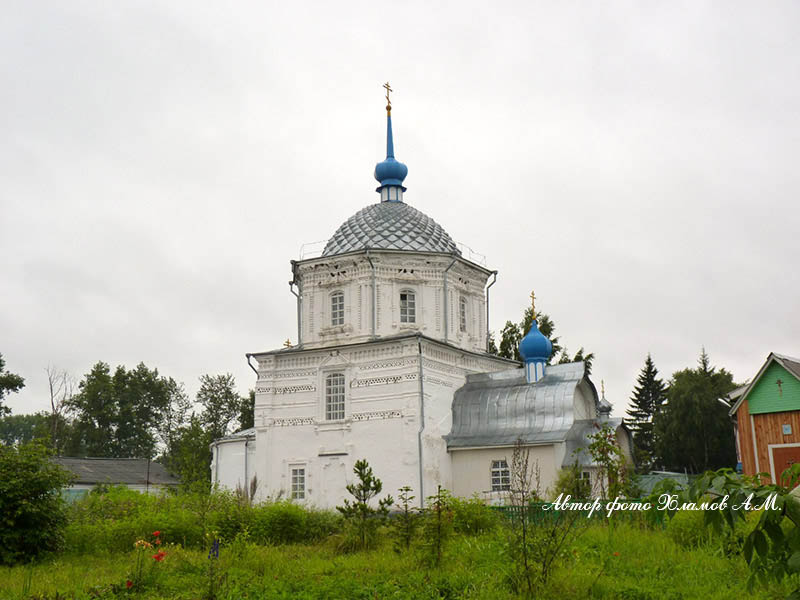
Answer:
211;90;631;507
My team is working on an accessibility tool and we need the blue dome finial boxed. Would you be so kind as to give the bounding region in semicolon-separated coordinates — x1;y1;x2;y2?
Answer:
519;291;553;383
374;82;408;200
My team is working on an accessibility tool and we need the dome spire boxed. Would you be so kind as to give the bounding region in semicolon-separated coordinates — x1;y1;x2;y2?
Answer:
519;290;553;383
374;82;408;201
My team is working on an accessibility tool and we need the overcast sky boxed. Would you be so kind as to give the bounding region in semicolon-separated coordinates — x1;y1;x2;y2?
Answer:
2;1;799;417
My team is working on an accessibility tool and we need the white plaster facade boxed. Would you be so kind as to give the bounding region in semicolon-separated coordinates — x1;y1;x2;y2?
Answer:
290;250;491;354
242;331;512;507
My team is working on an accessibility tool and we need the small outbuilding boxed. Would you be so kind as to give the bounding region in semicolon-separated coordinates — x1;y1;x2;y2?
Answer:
54;457;180;500
728;352;800;482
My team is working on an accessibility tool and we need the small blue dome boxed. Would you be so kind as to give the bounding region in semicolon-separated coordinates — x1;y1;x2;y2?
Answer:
374;114;408;192
519;320;553;363
374;157;408;188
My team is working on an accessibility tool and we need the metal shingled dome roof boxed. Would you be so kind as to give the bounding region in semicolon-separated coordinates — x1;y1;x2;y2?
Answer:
322;202;461;257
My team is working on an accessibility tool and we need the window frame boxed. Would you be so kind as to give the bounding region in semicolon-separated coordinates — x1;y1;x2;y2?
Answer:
491;459;511;492
324;372;346;421
290;465;306;500
399;289;416;324
459;295;467;333
330;290;345;327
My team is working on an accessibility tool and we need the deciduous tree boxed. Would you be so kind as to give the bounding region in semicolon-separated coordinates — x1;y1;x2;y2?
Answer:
653;350;737;473
0;353;25;418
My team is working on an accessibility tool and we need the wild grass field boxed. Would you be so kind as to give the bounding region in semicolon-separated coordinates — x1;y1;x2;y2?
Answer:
0;486;797;600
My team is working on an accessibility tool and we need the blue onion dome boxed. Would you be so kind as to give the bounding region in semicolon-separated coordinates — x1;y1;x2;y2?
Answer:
519;320;553;363
374;115;408;192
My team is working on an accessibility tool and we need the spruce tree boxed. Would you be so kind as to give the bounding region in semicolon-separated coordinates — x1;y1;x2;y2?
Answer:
626;354;666;471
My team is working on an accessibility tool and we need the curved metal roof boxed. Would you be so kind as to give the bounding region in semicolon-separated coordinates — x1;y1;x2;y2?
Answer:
322;202;460;257
445;362;593;449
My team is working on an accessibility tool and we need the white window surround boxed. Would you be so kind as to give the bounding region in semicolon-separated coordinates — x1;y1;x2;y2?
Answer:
325;372;346;421
400;289;416;324
491;459;510;492
330;291;345;327
290;464;306;500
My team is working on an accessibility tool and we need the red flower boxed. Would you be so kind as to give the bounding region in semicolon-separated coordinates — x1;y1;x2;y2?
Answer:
152;551;166;562
126;580;133;589
155;538;161;545
613;552;620;557
153;530;161;537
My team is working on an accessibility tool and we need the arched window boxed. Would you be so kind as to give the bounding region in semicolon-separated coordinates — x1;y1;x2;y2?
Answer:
459;296;467;332
399;290;416;323
325;373;345;420
330;291;344;326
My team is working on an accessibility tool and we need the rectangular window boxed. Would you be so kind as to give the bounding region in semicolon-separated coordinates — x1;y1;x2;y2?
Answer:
491;459;510;492
291;467;305;499
459;296;467;332
400;291;416;323
325;373;345;420
331;292;344;326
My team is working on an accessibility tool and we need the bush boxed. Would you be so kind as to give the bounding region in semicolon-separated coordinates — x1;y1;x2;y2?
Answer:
0;441;74;564
451;495;499;536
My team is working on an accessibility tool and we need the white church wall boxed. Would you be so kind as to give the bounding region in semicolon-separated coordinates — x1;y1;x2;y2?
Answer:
450;444;560;501
212;438;254;492
295;252;490;354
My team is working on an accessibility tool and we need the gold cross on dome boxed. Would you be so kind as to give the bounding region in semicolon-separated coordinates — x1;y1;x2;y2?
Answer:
383;82;393;113
530;290;536;316
284;338;292;348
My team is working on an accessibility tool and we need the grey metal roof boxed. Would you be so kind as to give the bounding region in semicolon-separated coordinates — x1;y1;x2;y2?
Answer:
322;202;460;257
445;362;594;450
53;457;179;486
214;427;256;442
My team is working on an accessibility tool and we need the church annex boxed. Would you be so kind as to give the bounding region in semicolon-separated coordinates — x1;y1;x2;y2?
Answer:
211;90;631;507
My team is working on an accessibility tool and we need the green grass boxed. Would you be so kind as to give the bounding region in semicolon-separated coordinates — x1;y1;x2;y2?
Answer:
1;523;797;600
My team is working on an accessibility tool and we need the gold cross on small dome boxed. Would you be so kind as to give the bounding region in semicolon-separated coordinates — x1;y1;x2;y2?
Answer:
383;82;393;114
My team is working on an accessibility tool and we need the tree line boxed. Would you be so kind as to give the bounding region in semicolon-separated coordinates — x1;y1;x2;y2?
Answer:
0;353;254;488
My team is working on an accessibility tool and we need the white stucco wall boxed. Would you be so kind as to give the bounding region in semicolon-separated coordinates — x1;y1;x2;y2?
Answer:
294;251;491;354
450;444;562;501
233;336;512;508
212;437;256;492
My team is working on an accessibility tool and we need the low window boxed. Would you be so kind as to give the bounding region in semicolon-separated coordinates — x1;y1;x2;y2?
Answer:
459;296;467;332
291;467;306;499
331;291;344;326
400;290;416;323
491;459;510;492
325;373;345;420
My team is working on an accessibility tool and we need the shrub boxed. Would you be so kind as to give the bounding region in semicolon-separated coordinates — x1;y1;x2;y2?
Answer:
0;441;74;564
450;494;499;536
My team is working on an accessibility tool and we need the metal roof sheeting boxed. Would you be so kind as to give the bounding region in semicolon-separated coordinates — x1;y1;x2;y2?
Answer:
445;362;592;450
53;457;179;486
322;202;460;256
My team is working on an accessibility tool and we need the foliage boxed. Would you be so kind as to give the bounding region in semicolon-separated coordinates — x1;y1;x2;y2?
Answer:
653;349;737;473
0;352;25;418
0;411;50;445
197;373;244;441
494;306;594;373
162;414;212;490
451;494;501;536
626;353;667;471
587;424;637;499
678;464;800;597
421;485;454;567
393;485;418;552
64;361;180;459
551;462;591;501
0;440;74;564
63;486;342;553
239;389;255;431
336;459;394;551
